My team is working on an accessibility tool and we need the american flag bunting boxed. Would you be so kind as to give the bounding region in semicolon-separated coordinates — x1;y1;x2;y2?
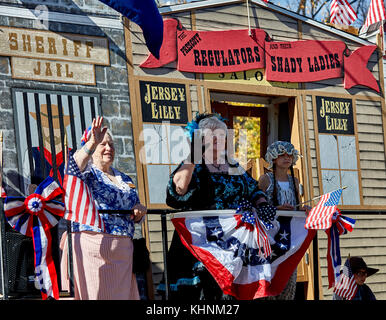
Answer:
333;257;358;300
361;0;386;32
63;152;105;231
4;176;64;299
330;0;358;25
305;188;343;230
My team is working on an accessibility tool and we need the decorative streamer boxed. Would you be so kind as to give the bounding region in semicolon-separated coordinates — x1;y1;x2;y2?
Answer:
4;176;65;299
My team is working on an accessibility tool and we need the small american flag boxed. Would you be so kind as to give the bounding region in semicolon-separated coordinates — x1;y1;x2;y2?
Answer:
1;186;6;198
330;0;358;26
361;0;386;31
305;189;343;230
63;153;104;231
334;257;358;300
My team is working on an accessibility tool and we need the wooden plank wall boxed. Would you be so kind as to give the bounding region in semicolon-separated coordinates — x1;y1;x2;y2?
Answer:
356;99;386;205
129;3;302;299
318;215;386;300
306;92;386;299
128;2;386;299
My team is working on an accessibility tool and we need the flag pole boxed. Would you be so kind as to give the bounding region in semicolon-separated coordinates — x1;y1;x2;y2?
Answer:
295;186;347;208
0;130;8;299
63;131;74;297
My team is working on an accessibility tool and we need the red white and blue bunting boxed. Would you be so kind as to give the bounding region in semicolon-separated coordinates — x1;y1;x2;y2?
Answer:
325;210;356;288
4;176;64;300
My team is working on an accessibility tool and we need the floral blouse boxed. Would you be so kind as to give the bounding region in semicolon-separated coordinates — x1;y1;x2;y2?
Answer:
71;162;140;237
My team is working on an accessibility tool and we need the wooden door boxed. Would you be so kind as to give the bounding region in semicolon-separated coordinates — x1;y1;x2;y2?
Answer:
211;101;268;163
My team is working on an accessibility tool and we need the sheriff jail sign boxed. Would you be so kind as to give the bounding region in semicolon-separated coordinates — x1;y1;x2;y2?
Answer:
0;26;109;85
139;80;188;124
316;96;354;135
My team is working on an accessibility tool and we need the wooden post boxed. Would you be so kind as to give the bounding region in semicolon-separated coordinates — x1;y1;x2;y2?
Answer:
0;131;9;299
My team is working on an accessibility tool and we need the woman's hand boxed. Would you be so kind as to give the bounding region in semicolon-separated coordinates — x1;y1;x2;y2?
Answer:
131;203;147;223
276;203;295;211
88;116;108;148
75;116;108;171
173;163;195;195
299;205;312;216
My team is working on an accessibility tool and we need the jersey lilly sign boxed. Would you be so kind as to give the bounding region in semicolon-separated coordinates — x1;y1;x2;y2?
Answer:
141;19;379;92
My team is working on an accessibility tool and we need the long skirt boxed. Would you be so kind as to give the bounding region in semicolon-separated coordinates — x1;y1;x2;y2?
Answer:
60;231;139;300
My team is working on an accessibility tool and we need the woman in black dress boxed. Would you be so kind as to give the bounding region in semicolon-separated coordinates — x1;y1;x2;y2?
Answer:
158;113;272;300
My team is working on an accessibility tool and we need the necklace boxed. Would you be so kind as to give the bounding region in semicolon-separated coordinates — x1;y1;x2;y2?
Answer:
212;163;221;169
207;162;227;173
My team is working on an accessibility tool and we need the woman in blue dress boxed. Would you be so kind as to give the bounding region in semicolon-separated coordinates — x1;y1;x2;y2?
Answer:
159;113;272;300
60;116;147;300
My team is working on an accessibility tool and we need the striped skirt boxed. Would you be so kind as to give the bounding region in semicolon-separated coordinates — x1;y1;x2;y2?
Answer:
60;231;140;300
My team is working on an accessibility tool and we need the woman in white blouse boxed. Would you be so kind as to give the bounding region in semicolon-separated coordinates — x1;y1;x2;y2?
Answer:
258;141;309;300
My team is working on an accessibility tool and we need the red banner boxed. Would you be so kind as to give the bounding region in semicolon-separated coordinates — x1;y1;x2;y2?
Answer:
140;19;379;92
176;29;266;73
265;40;346;82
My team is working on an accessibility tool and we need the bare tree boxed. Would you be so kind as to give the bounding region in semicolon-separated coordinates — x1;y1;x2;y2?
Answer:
157;0;371;27
273;0;371;28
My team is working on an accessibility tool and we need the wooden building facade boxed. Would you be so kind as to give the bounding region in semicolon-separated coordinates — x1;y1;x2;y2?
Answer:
126;0;386;300
0;0;385;300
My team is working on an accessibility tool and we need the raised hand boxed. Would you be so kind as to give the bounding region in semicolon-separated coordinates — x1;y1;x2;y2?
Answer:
88;116;108;147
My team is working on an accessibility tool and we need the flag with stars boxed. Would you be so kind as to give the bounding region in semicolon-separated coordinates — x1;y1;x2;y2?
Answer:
305;189;343;230
63;152;104;231
171;209;315;299
333;256;358;300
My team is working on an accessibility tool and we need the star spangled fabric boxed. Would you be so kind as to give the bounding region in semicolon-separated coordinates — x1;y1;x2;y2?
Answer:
1;186;5;198
80;126;92;146
236;200;272;259
98;0;163;59
171;210;315;299
333;257;358;300
63;152;105;231
361;0;386;33
330;0;358;26
4;176;64;300
305;188;343;230
325;210;356;288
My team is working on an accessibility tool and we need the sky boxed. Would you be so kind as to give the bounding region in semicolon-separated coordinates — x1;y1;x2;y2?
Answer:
157;0;373;29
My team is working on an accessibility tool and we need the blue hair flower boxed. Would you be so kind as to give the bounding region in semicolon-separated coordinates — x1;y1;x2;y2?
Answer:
184;112;227;141
184;119;199;140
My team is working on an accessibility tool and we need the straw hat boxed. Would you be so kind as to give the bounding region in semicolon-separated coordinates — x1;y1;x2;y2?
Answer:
30;104;71;128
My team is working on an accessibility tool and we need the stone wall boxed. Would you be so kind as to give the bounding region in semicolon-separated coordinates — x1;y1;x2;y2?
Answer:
0;1;137;195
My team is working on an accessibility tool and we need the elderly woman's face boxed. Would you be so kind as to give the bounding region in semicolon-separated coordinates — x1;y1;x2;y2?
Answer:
93;133;115;166
203;128;227;157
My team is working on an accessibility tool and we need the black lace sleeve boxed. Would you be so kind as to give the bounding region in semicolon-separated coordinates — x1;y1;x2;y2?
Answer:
165;163;214;210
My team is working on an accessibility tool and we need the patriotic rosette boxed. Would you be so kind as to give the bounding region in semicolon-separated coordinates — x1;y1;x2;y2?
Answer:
305;188;356;289
326;210;356;288
235;199;276;258
4;176;65;300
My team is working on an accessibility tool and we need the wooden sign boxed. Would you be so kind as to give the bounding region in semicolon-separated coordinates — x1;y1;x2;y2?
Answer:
11;57;95;85
204;68;298;88
0;26;109;85
316;96;354;134
139;81;188;124
0;26;109;65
